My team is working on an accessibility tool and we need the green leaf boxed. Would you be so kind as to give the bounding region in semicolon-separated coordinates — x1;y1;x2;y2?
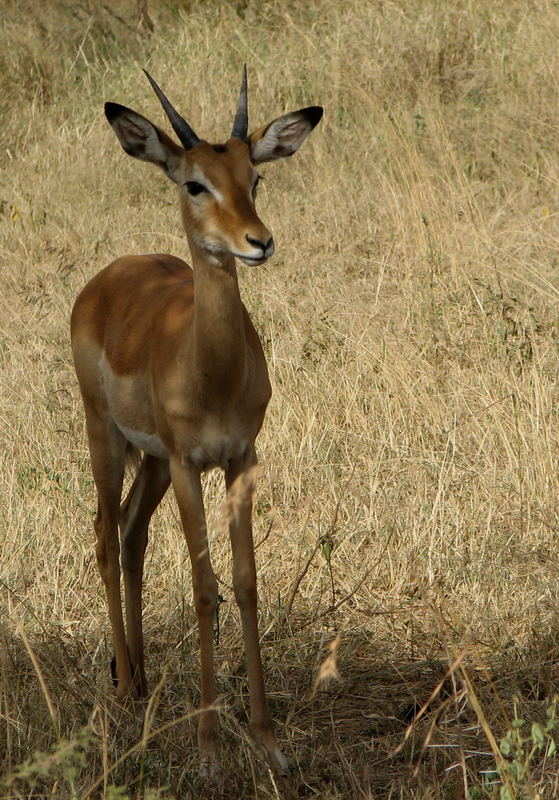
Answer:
547;738;556;757
500;738;512;756
510;759;523;781
500;786;513;800
532;722;545;747
512;718;525;729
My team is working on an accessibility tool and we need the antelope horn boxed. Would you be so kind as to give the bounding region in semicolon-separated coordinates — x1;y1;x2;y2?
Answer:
230;64;248;140
143;69;200;150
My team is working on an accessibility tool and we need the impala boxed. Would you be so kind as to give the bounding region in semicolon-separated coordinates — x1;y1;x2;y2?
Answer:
70;67;322;776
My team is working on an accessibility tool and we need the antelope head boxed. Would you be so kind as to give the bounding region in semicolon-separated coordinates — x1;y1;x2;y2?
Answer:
105;67;323;267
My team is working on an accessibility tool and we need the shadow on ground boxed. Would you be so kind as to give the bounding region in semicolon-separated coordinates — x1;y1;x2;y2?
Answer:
1;616;559;798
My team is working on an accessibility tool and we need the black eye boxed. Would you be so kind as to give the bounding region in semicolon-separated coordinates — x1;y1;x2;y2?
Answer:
185;181;207;196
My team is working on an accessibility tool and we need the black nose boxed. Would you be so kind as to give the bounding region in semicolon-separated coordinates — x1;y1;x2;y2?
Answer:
246;234;273;252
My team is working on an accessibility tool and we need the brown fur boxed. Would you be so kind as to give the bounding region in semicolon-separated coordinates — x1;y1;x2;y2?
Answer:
71;89;321;778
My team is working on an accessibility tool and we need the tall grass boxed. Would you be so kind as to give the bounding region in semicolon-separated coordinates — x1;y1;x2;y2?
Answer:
2;0;559;796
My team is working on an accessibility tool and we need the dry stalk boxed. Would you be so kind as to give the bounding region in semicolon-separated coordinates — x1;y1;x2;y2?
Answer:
312;633;341;695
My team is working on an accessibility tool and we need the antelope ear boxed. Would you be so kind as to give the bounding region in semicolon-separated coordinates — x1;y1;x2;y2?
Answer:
105;102;184;183
248;106;323;164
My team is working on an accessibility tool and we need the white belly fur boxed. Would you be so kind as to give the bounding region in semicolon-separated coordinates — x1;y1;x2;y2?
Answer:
116;422;169;459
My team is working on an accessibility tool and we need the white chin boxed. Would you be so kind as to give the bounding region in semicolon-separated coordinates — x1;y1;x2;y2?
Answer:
239;255;267;266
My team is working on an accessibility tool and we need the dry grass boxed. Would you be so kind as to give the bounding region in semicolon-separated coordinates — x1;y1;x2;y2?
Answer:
2;0;559;797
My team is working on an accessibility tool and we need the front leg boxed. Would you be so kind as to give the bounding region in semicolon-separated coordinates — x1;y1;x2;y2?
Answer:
225;449;289;776
169;456;219;776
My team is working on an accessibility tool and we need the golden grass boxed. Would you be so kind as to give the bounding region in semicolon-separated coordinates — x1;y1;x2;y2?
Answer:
2;0;559;796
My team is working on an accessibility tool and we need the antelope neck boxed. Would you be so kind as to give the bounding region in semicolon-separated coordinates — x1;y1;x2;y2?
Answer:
188;239;248;386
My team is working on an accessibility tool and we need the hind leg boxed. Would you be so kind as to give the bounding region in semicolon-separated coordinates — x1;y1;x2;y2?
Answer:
82;407;135;699
120;454;170;697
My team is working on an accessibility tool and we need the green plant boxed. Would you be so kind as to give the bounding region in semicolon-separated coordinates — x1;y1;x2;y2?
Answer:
496;698;558;800
2;726;94;799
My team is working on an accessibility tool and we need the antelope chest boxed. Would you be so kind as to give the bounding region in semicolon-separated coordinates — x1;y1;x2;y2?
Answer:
101;361;259;469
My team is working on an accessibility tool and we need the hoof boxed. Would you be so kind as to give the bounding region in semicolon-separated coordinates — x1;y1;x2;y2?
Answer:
198;753;221;784
110;654;118;687
270;746;290;778
110;653;145;700
252;725;289;777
